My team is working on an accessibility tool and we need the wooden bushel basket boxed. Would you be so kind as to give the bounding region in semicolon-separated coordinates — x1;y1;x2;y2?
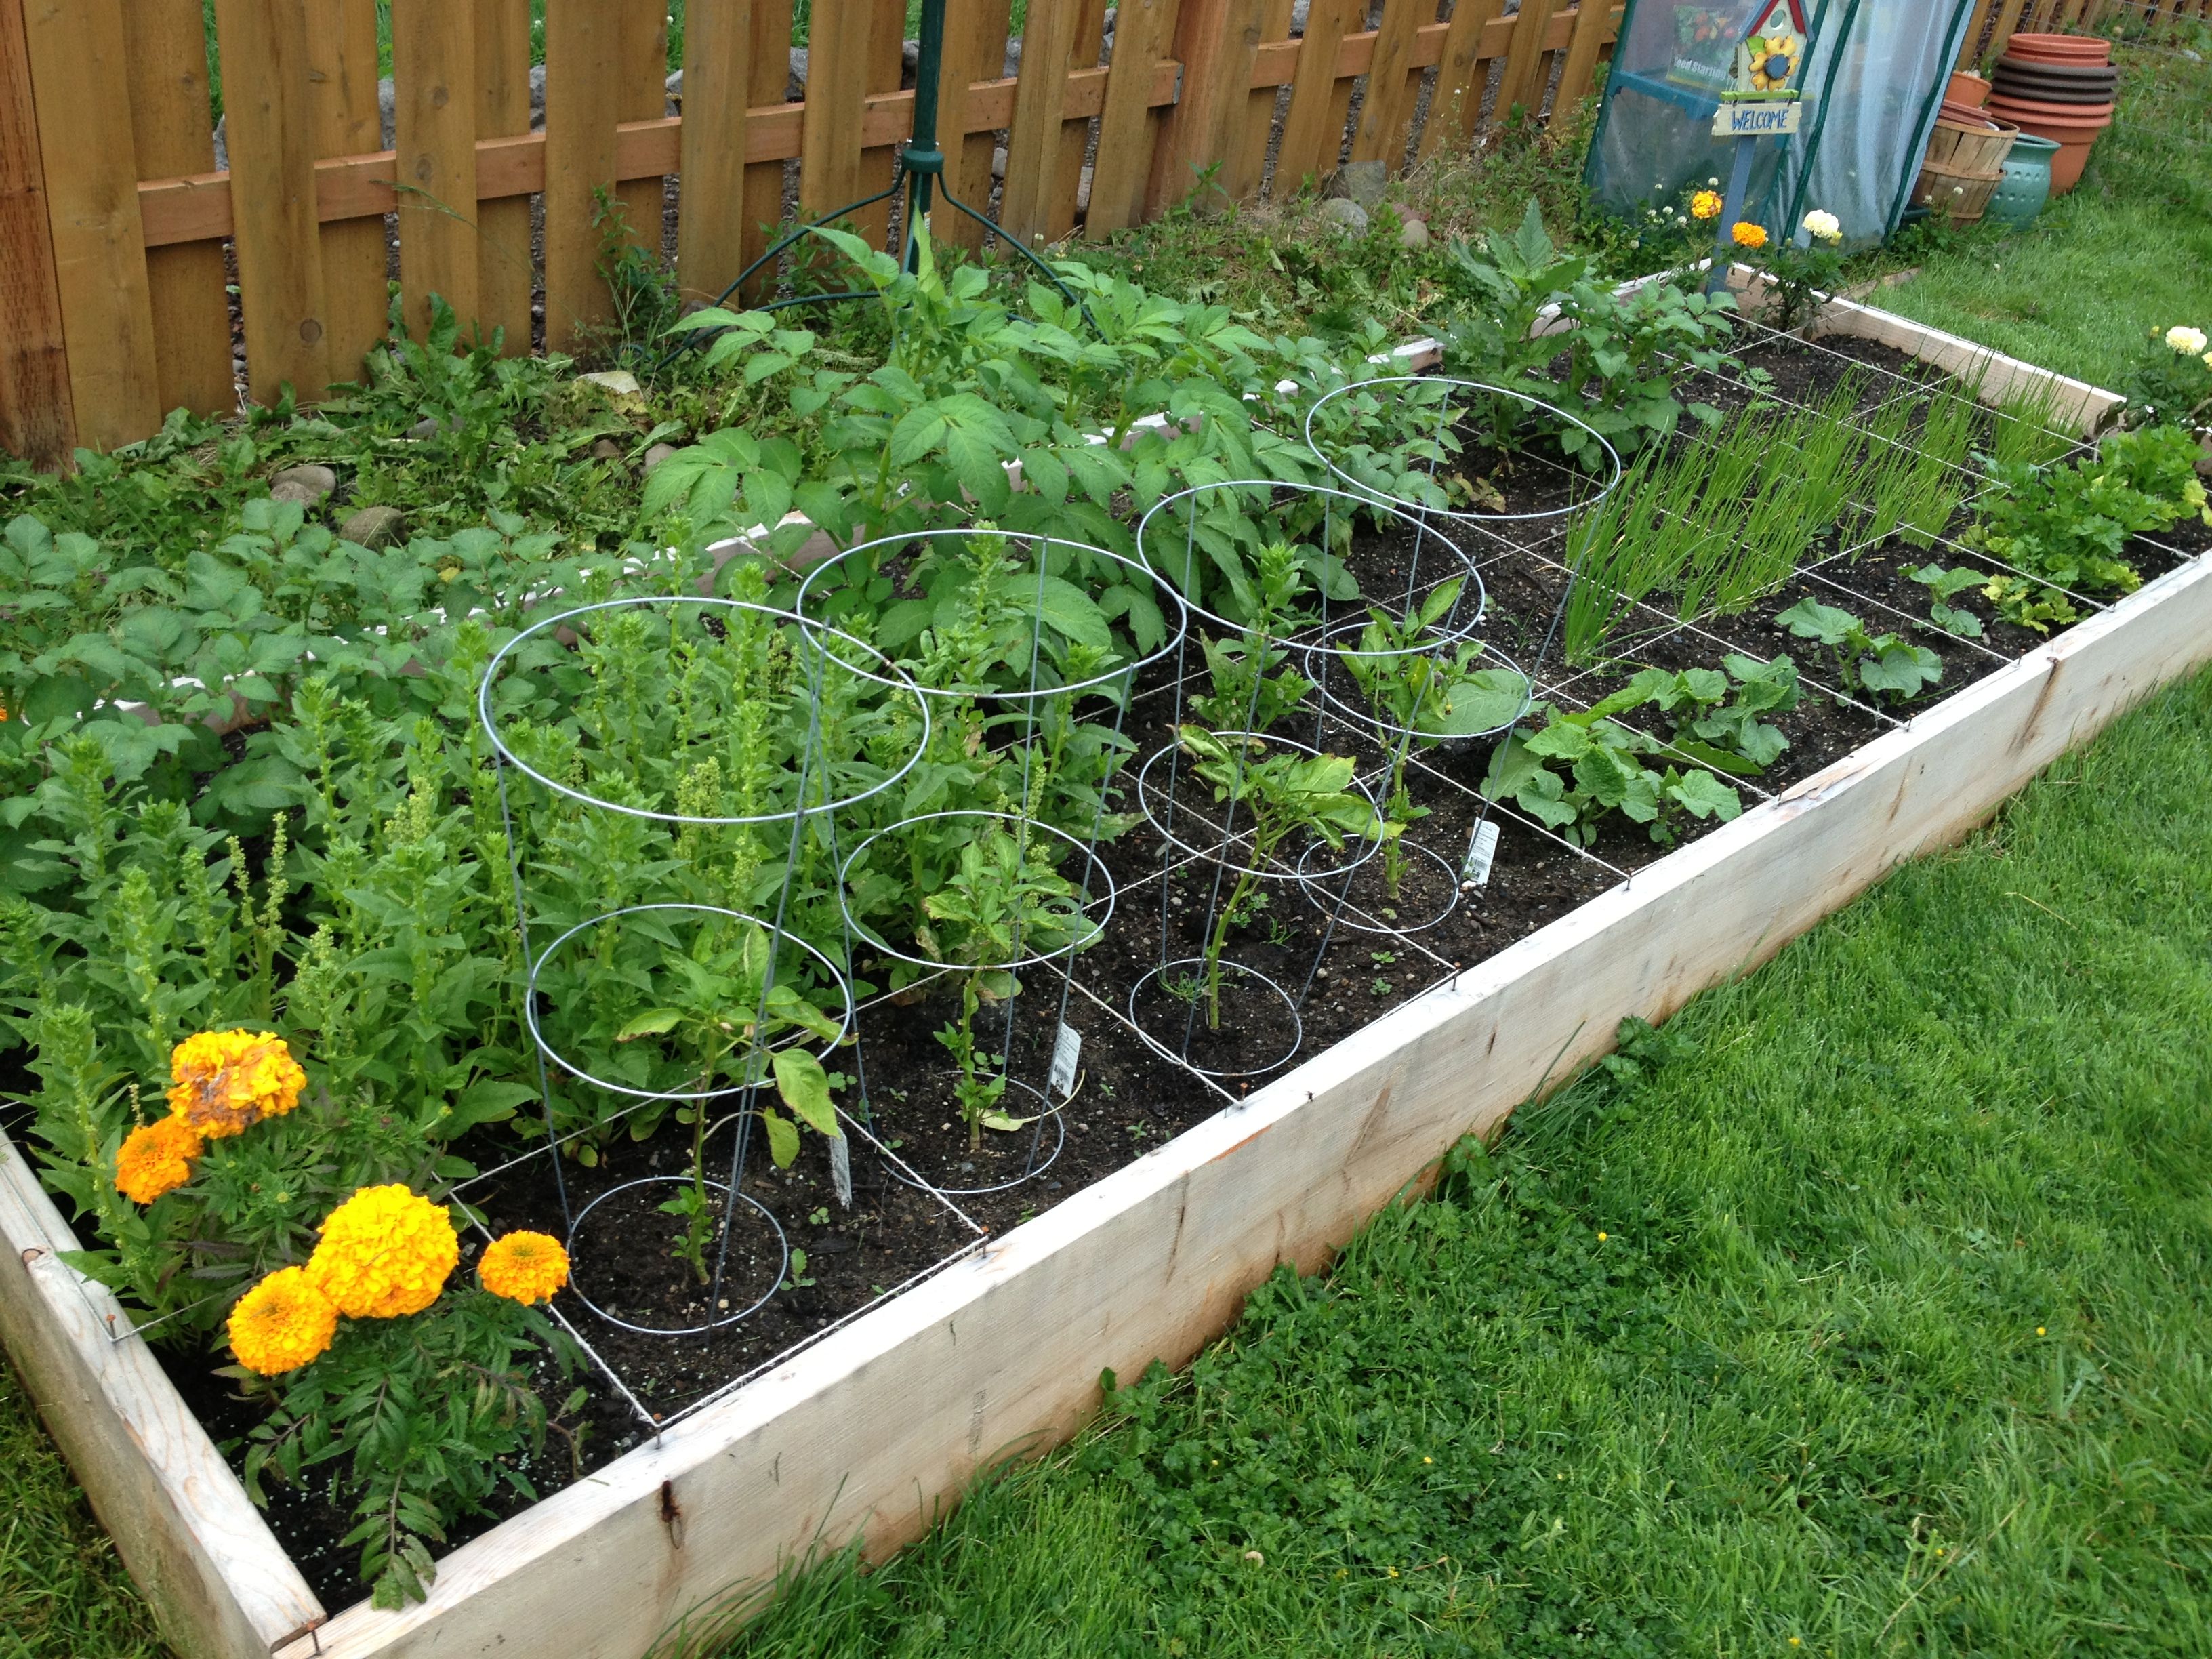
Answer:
1912;114;2018;224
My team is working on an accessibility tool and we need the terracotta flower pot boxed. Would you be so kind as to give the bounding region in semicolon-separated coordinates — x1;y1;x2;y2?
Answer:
1984;94;2114;193
2003;33;2112;64
1947;69;1993;108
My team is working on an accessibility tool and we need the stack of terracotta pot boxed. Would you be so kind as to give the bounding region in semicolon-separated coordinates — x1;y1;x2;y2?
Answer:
1986;33;2117;195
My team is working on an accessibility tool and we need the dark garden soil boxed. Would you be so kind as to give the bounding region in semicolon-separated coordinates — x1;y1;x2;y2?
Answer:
87;336;2174;1609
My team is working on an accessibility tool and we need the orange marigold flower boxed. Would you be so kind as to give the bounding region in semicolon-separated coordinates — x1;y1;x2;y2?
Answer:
167;1030;306;1139
115;1115;205;1204
478;1231;570;1306
1731;221;1769;250
1690;190;1723;220
307;1184;458;1318
228;1266;338;1375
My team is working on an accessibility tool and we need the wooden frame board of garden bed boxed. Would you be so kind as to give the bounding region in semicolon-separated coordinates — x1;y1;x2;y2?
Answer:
1;304;2204;1659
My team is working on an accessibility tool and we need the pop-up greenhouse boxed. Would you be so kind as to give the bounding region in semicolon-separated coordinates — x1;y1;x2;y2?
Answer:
1586;0;1982;248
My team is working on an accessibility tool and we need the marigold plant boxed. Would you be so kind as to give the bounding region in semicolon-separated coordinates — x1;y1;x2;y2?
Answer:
167;1029;306;1138
115;1115;205;1204
308;1184;459;1318
1690;190;1723;220
1731;222;1769;250
228;1266;339;1376
478;1231;571;1305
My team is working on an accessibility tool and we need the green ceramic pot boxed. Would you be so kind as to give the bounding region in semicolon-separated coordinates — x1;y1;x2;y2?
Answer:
1987;134;2060;229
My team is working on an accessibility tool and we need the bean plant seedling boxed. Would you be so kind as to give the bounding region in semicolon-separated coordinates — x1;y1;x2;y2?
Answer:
1174;728;1385;1029
1907;563;1986;638
1774;597;1943;702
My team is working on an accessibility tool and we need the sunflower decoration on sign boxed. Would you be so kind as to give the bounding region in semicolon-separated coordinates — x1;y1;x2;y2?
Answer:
1732;0;1808;100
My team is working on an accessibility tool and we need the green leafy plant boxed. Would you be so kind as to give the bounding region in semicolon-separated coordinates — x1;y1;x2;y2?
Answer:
1907;564;1987;638
1187;540;1316;735
1480;699;1743;848
1175;729;1385;1028
1616;655;1800;774
1774;598;1943;702
2116;323;2212;432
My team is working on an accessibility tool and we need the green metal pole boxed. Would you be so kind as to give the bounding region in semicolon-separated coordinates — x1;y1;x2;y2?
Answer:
903;0;950;272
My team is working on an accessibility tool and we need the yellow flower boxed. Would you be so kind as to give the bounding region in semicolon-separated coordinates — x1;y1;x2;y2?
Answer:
1732;222;1769;250
228;1266;338;1375
166;1030;306;1139
2036;1325;2046;1336
115;1115;205;1204
1691;190;1724;220
1597;1231;1609;1241
308;1185;458;1319
2163;324;2207;354
478;1231;570;1306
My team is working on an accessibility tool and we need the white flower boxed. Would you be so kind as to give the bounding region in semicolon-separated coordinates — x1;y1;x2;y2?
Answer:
1801;209;1842;242
2165;325;2209;354
2203;351;2212;370
1708;177;1719;186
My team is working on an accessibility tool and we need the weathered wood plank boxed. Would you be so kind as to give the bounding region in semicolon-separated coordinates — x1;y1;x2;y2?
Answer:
1348;0;1429;169
1052;0;1111;235
737;0;794;300
22;0;161;447
935;0;1012;252
1418;0;1505;161
1493;0;1560;129
0;0;73;466
798;0;871;222
0;1136;325;1659
1084;0;1176;235
853;0;909;247
476;0;535;352
677;0;754;304
392;0;479;342
212;0;331;405
1147;0;1269;215
275;529;2212;1659
1222;0;1294;202
542;0;621;352
1553;3;1622;124
123;0;234;420
306;0;389;384
1275;0;1361;193
615;0;669;255
1001;0;1075;243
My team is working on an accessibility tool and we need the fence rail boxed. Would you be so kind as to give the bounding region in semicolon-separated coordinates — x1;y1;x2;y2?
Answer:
0;0;1622;469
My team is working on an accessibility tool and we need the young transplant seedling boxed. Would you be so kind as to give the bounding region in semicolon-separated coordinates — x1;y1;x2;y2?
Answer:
1176;728;1385;1029
1775;598;1943;703
1189;540;1316;736
1906;564;1987;638
920;825;1096;1151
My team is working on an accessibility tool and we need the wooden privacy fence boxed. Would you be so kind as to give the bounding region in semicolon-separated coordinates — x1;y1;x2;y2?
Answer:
1957;0;2212;64
0;0;1623;470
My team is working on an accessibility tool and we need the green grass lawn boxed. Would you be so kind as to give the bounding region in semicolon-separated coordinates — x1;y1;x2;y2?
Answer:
701;661;2212;1659
1868;42;2212;391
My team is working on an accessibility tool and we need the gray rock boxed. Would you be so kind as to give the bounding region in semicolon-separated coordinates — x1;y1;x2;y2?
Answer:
789;47;807;98
1292;0;1310;33
337;504;407;549
1397;214;1430;251
1326;160;1389;208
992;144;1008;180
407;413;463;439
591;438;625;461
642;443;680;474
577;369;642;398
1317;197;1370;236
268;463;336;506
1077;164;1094;215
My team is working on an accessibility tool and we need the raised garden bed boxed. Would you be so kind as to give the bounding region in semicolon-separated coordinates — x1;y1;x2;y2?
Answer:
5;283;2210;1659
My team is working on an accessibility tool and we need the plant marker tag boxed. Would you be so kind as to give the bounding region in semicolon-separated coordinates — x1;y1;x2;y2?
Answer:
1050;1021;1083;1099
1462;819;1500;890
830;1130;853;1208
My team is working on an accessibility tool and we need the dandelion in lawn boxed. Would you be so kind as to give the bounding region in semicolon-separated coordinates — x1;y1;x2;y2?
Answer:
228;1266;338;1376
478;1231;570;1305
2037;1325;2047;1335
115;1115;203;1204
1422;1456;1433;1464
1597;1230;1609;1240
2164;324;2207;354
1732;222;1769;249
1692;190;1724;220
167;1030;306;1138
308;1185;459;1318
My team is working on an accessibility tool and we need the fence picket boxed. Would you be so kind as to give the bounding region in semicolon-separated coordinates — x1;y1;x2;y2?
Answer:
855;0;908;247
305;0;389;384
1224;0;1296;201
1003;0;1075;243
392;0;479;344
799;0;871;224
1350;0;1432;169
1277;0;1361;191
1085;0;1176;234
937;0;1014;251
478;0;535;353
124;0;234;419
26;0;161;443
543;0;621;352
1053;0;1111;236
1494;0;1560;129
740;0;793;300
1149;0;1269;216
1553;3;1618;131
0;0;73;465
678;0;753;304
1420;0;1504;160
617;0;670;256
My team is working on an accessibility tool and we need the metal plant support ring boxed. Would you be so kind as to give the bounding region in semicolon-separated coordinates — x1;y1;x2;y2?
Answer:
1134;731;1388;888
875;1076;1070;1200
565;1179;790;1338
1128;959;1305;1080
